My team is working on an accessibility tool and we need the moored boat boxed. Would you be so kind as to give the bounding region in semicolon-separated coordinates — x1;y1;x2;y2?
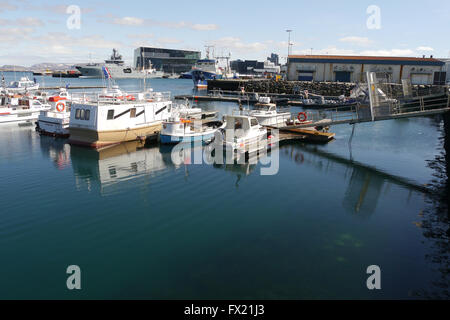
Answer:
249;97;292;127
6;77;39;93
68;86;173;148
222;114;268;154
0;94;50;124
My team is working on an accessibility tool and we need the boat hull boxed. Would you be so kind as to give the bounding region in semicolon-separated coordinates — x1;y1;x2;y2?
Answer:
68;122;163;148
160;131;216;144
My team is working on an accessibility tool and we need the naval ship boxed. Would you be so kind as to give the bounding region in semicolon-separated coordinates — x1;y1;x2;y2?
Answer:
75;49;163;79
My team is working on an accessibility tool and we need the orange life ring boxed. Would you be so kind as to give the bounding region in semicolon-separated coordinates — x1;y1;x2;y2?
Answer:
297;112;307;122
56;102;65;112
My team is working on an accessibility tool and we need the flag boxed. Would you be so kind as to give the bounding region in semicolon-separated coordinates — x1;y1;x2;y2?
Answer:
102;66;112;79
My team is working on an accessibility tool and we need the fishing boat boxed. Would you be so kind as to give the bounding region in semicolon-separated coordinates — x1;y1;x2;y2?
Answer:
249;97;292;127
160;111;224;144
35;89;74;137
68;86;172;148
6;77;39;93
222;114;268;154
0;94;50;124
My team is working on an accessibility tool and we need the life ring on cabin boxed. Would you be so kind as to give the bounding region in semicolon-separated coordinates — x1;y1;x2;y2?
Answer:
56;102;65;112
297;112;307;122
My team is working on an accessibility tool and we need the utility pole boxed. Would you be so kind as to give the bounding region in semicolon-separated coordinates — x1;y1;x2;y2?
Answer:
286;29;292;80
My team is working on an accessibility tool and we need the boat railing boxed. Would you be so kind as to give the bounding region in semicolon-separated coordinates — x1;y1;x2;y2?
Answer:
71;91;172;106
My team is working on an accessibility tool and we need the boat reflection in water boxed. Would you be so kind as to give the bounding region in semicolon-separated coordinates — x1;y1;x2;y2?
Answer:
39;136;71;170
70;141;171;194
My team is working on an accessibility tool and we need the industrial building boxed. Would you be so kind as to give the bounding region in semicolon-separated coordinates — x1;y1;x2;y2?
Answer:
133;47;200;73
287;55;446;85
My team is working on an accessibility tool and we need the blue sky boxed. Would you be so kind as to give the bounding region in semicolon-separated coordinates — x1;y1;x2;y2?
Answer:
0;0;449;66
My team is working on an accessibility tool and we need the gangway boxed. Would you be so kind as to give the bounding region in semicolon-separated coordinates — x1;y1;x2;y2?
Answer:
278;72;450;129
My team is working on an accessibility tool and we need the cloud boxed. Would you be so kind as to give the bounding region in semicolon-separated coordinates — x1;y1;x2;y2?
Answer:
339;36;373;46
211;37;267;52
102;15;218;31
25;4;94;15
16;17;45;27
416;46;434;51
36;32;122;50
359;49;415;56
113;17;145;26
0;27;35;43
156;37;183;44
0;17;45;27
0;1;17;12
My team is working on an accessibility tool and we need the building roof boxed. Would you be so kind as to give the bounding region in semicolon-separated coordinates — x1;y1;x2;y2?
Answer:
288;55;445;66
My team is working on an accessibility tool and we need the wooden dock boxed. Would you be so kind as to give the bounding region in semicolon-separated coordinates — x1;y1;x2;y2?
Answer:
268;127;335;144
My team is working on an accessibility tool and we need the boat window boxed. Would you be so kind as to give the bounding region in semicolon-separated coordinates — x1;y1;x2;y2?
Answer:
84;110;90;120
79;109;85;120
251;119;259;127
107;109;114;120
123;68;132;73
234;119;242;129
130;108;136;118
75;109;81;119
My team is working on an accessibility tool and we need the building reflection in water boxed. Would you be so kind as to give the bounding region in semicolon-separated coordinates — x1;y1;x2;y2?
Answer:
281;143;427;219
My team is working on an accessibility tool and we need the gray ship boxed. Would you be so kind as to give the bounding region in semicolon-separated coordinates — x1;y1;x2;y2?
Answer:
75;49;163;79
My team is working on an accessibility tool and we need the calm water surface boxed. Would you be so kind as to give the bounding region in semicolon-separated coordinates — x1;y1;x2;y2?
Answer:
0;73;448;299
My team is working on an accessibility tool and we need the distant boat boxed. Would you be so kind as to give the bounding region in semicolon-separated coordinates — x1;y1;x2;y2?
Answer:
75;49;160;79
6;77;39;93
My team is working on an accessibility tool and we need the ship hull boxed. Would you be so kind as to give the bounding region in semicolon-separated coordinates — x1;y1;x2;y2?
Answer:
68;122;163;148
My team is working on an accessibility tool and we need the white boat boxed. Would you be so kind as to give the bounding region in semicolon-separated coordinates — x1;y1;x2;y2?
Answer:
249;97;291;127
222;114;268;154
160;112;224;144
36;90;73;137
6;77;39;93
68;85;172;148
0;94;50;124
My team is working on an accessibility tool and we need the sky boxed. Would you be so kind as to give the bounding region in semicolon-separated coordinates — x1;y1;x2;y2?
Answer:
0;0;449;66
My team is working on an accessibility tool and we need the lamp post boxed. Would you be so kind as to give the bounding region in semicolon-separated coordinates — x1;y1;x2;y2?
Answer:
286;29;292;80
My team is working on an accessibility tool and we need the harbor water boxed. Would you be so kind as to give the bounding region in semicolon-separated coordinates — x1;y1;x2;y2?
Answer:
0;72;448;299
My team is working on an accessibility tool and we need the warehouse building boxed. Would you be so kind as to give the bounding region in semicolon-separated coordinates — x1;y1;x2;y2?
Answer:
133;47;200;73
287;55;446;85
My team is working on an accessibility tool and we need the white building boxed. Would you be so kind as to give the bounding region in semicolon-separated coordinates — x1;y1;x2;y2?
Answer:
287;55;446;85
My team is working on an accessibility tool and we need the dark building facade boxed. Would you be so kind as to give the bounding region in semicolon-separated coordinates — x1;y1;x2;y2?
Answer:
133;47;201;73
230;60;265;74
267;53;279;66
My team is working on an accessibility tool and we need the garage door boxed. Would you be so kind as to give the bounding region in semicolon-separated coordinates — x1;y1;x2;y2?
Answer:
335;71;351;82
298;72;313;81
411;74;429;85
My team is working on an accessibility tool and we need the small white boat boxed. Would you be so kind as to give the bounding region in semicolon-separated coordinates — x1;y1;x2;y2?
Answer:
222;114;268;154
0;94;50;124
249;97;291;127
36;90;73;137
161;116;224;144
6;77;39;93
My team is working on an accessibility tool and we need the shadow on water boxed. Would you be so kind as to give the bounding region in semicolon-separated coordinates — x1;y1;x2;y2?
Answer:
414;114;450;299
